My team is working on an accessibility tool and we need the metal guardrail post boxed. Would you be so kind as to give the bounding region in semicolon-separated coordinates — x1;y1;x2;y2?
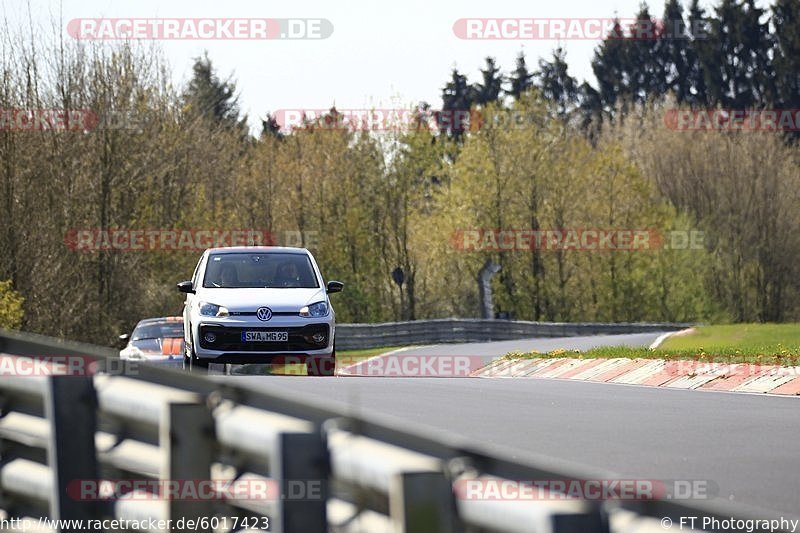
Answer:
44;375;99;523
274;432;328;533
162;402;215;532
478;260;502;319
391;471;455;532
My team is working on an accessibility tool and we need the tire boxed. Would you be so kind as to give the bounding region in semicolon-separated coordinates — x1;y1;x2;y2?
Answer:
307;343;336;377
185;330;209;372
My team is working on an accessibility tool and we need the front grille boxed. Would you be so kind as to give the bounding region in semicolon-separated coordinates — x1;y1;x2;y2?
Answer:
199;324;329;352
229;311;299;317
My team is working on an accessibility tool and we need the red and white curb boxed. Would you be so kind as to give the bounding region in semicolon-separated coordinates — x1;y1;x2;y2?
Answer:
470;357;800;396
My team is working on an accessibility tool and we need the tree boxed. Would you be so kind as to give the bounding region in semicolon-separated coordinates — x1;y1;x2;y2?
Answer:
534;47;579;117
440;68;473;139
508;52;534;100
384;123;446;320
622;105;800;322
626;5;663;103
705;0;774;108
657;0;693;103
183;53;248;133
771;0;800;110
471;57;504;105
685;0;711;105
591;19;631;113
260;113;283;140
577;82;604;139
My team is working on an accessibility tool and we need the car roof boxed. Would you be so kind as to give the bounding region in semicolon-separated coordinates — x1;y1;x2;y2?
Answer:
205;246;309;255
136;316;183;326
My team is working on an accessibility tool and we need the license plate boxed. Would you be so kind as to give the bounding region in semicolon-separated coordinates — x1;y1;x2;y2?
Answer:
241;331;288;342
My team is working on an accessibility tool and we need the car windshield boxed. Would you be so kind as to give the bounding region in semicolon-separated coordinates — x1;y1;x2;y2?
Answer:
202;252;319;289
131;323;184;341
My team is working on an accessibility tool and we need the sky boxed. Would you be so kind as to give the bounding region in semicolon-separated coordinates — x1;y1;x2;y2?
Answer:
5;0;739;132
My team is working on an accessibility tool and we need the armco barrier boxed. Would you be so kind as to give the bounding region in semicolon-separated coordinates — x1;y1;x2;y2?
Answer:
335;319;690;350
0;327;786;533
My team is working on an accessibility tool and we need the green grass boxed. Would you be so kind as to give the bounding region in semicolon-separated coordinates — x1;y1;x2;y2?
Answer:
503;324;800;366
660;323;800;353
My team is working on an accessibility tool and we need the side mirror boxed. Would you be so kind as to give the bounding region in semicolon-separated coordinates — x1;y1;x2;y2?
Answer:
177;280;195;294
326;280;344;294
118;333;130;348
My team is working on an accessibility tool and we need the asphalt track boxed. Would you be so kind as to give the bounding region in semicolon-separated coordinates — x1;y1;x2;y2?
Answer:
219;333;800;521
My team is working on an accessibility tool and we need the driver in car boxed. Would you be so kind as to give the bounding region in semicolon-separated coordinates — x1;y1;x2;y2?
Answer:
275;262;300;287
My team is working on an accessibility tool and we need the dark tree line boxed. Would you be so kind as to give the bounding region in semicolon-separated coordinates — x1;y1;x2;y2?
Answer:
439;0;800;136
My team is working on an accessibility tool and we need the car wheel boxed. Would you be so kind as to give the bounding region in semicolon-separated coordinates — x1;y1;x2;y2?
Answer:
186;332;209;372
307;342;336;377
183;325;192;369
183;340;191;369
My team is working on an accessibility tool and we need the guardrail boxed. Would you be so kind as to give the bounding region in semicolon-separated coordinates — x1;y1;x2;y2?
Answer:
336;319;691;350
0;328;786;533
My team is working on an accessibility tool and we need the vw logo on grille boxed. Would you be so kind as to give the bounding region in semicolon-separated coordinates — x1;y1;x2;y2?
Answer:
256;307;273;321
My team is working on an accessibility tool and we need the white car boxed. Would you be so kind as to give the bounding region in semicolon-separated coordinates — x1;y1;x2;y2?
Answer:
177;246;342;375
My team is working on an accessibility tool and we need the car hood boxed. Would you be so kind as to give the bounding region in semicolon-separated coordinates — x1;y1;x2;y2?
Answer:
121;337;184;359
194;287;327;312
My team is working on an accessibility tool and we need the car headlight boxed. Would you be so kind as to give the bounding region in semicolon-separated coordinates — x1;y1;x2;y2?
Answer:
199;301;230;317
300;301;329;318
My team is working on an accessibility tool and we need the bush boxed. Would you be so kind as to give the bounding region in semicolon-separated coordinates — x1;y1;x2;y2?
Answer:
0;280;24;330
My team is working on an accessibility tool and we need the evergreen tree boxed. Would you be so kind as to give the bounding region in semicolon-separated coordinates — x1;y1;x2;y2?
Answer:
441;68;473;139
626;5;664;103
577;82;604;140
657;0;693;103
508;51;534;100
472;57;504;105
260;113;283;140
184;53;248;133
738;0;775;106
591;19;631;112
686;0;711;106
534;47;578;116
706;0;773;108
771;0;800;109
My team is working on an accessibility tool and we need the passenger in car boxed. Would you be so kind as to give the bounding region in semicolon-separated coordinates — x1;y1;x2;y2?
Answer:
276;262;300;287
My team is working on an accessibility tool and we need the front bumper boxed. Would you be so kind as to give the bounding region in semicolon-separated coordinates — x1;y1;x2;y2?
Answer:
191;317;334;364
120;352;183;364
